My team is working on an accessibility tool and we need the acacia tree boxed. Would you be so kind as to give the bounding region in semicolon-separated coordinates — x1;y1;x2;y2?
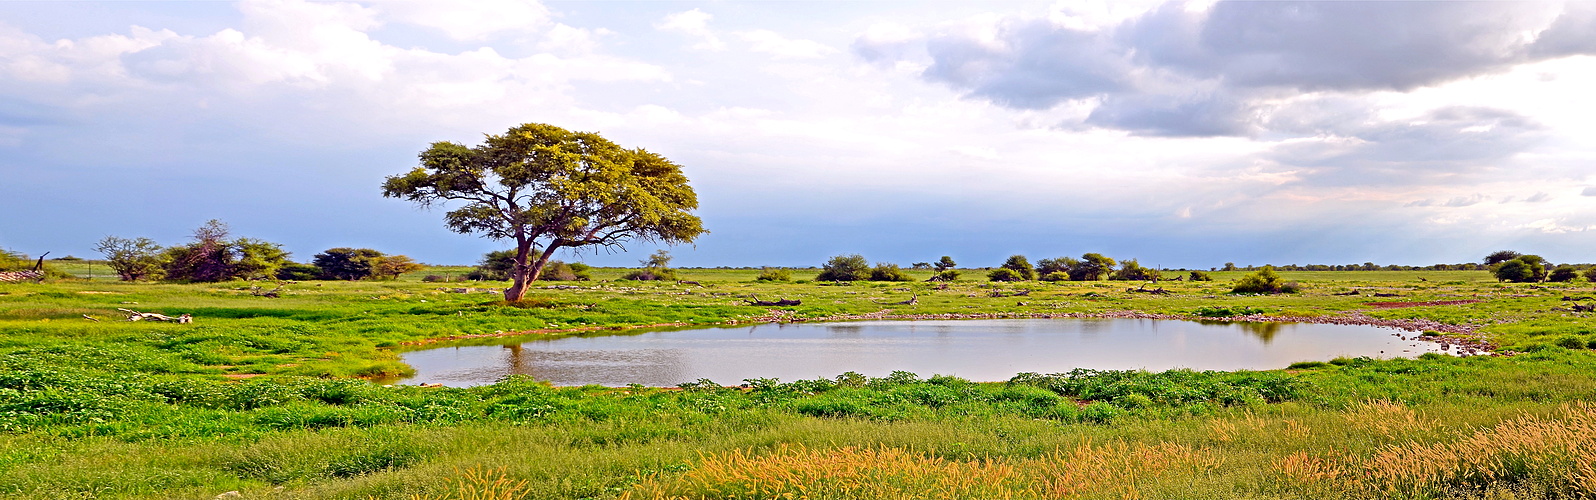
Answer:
383;123;705;301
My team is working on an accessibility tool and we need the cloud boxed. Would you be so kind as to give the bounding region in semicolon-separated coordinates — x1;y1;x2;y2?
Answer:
1525;191;1552;203
381;0;551;41
1260;106;1545;186
860;1;1588;140
656;8;725;51
736;30;835;59
1584;187;1596;196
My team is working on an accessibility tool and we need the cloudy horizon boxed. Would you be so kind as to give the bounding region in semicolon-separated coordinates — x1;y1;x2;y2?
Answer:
3;0;1594;269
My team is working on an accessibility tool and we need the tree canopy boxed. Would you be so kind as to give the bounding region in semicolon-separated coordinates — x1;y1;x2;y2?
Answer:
383;123;705;301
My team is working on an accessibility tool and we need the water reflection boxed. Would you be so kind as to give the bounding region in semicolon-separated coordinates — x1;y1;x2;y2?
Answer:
398;319;1443;387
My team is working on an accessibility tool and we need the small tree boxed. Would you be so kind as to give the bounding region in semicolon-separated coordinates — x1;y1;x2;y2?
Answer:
1484;250;1523;265
373;255;425;280
622;249;677;281
934;256;957;272
163;220;235;282
1548;265;1581;282
817;254;870;282
468;249;520;281
1110;259;1159;281
232;238;292;280
868;263;914;282
1036;257;1074;277
755;267;793;282
1232;265;1298;294
1001;255;1036;280
314;248;385;280
94;236;167;281
988;268;1024;282
1492;256;1546;283
1070;253;1117;281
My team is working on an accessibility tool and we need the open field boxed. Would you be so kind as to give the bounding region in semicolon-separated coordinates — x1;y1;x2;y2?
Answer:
2;269;1595;499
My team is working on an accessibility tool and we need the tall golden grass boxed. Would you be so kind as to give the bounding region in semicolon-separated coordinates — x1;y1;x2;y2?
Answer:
620;441;1218;500
1278;402;1596;498
405;467;530;500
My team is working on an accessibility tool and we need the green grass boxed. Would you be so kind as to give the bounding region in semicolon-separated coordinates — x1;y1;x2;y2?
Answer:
1;270;1595;499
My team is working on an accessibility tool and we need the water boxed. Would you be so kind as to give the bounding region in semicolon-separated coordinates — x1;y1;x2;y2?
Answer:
395;318;1444;387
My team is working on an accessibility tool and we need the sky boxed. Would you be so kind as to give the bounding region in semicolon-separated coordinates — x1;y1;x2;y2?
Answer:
2;0;1595;269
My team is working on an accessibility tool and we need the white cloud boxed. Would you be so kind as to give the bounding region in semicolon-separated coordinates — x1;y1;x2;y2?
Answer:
379;0;551;41
736;30;835;59
656;8;724;51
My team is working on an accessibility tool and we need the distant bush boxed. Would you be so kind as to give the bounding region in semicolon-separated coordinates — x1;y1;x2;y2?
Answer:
1110;259;1158;281
275;263;321;281
1000;255;1036;281
868;263;913;282
1585;267;1596;283
817;254;870;282
1040;271;1070;282
541;261;591;281
755;267;793;282
620;268;677;281
1232;266;1297;294
929;270;960;282
1548;265;1580;283
1188;270;1213;281
988;268;1024;282
1492;255;1547;283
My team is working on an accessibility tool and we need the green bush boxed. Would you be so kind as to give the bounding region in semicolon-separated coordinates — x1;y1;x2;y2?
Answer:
1000;255;1036;281
987;268;1024;282
1188;270;1213;281
620;268;678;281
1232;266;1296;294
755;267;793;282
1193;305;1265;317
1110;259;1159;281
275;262;321;281
929;270;960;282
1548;265;1580;283
868;263;913;282
817;254;870;282
1040;271;1070;282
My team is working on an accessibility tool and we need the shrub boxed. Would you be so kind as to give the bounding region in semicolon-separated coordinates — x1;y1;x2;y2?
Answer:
1188;270;1213;281
275;262;321;281
929;270;960;282
755;267;793;282
1548;265;1580;282
988;268;1024;282
1585;267;1596;283
314;248;385;280
1070;253;1117;281
1000;255;1036;280
620;268;678;281
1110;259;1158;281
1040;271;1069;282
1232;266;1295;294
817;254;870;282
1194;305;1265;317
1493;255;1547;283
93;237;167;281
1036;257;1073;277
868;263;913;282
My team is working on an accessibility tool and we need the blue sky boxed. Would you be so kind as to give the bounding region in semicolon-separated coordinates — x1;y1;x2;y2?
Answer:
2;0;1595;268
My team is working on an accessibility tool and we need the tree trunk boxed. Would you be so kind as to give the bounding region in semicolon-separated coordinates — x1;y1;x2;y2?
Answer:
527;241;561;282
504;241;536;302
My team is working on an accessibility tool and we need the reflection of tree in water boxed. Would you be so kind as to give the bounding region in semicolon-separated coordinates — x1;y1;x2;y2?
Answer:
1234;322;1283;343
826;325;863;335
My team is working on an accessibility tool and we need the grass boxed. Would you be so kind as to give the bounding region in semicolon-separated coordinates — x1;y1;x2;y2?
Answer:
0;269;1594;498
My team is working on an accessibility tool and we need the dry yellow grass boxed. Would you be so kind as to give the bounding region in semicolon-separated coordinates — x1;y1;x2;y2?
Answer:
1278;402;1596;498
619;441;1218;500
404;467;531;500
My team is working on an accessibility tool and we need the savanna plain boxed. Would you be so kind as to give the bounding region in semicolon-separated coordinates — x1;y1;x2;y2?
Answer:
3;266;1596;499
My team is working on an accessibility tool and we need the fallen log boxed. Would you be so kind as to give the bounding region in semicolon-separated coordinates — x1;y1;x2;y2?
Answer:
990;289;1032;298
1332;290;1361;296
1372;293;1400;297
117;308;193;324
1127;287;1170;295
873;293;918;305
744;295;801;306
